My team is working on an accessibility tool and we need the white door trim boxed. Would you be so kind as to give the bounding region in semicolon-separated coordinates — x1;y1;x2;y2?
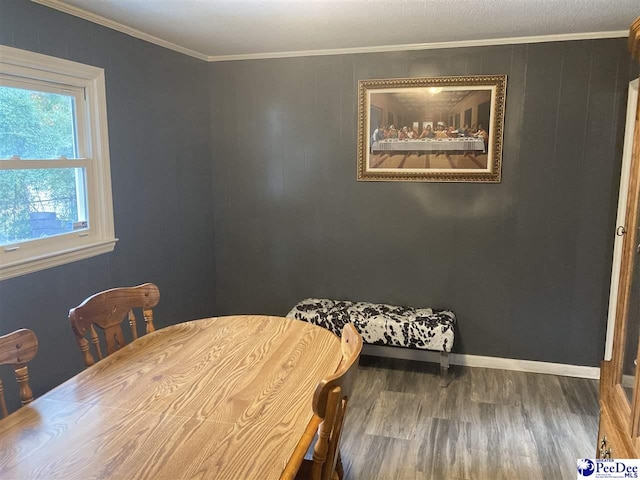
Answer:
605;78;639;361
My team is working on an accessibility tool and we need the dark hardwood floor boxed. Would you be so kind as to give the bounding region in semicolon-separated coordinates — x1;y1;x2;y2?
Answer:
340;356;599;480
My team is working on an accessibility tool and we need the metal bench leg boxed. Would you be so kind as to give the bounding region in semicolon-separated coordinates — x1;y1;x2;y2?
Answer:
439;352;451;388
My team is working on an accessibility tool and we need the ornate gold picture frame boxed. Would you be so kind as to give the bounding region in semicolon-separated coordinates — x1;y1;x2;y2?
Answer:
357;75;507;182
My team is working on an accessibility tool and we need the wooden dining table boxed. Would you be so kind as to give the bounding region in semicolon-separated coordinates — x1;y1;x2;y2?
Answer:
0;315;343;479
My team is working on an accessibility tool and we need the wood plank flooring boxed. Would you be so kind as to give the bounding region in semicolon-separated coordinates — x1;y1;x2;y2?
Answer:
340;356;599;480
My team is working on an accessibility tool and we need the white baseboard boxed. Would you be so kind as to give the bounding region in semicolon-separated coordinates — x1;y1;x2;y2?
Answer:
362;344;601;380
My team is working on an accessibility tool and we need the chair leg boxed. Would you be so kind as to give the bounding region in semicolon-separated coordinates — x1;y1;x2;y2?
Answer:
439;352;450;388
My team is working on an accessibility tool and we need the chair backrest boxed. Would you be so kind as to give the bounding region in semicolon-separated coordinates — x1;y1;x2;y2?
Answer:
0;329;38;418
310;323;363;480
69;283;160;367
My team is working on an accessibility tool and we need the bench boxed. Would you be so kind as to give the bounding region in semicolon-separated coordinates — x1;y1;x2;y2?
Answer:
286;298;456;386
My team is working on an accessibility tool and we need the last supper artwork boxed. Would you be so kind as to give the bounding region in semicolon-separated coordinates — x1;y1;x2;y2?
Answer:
357;76;506;182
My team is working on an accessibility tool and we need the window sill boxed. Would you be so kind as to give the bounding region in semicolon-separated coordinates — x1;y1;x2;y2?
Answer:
0;238;118;281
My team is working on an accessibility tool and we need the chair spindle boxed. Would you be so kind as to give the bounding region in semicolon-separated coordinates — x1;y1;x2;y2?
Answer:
143;307;155;334
14;365;33;406
129;310;138;340
0;378;8;418
90;325;103;361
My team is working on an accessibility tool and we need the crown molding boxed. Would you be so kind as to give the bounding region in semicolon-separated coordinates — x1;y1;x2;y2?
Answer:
31;0;209;61
31;1;627;64
207;30;629;62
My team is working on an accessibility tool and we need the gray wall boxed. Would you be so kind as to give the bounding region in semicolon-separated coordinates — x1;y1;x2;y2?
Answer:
0;1;635;410
0;0;216;408
209;40;635;367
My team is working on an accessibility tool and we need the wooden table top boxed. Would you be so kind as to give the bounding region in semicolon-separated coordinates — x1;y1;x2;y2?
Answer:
0;315;343;480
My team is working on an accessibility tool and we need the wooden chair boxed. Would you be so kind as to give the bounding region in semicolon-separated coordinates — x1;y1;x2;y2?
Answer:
0;329;38;418
297;323;363;480
69;283;160;367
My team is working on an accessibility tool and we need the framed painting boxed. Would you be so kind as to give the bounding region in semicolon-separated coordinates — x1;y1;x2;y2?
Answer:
357;75;507;182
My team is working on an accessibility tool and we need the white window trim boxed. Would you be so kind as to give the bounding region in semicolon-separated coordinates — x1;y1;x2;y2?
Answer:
0;45;117;281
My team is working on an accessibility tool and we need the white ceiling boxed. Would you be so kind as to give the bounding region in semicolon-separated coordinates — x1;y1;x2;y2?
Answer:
35;0;638;61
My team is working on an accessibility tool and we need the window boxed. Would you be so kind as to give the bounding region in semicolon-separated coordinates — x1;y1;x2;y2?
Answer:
0;46;116;280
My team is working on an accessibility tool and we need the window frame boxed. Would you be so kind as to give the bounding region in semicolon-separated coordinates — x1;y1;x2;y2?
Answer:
0;45;117;281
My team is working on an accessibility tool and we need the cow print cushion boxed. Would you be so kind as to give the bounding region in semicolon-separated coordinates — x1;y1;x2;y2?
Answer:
286;298;455;353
